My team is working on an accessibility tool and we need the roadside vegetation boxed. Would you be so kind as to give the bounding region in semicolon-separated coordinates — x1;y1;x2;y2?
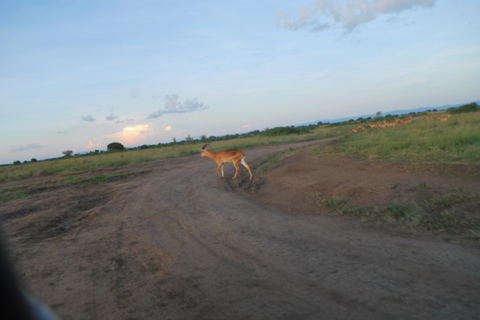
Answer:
0;172;137;204
308;186;480;239
314;105;480;164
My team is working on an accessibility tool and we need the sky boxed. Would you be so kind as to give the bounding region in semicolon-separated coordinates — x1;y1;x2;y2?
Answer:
1;0;479;165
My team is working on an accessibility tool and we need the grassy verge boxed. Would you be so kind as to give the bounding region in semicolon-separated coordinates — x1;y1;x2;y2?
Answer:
0;185;29;203
253;148;297;175
0;172;138;204
308;186;480;239
313;112;480;164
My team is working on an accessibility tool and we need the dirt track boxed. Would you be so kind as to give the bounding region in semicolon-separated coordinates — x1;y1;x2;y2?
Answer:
1;139;479;319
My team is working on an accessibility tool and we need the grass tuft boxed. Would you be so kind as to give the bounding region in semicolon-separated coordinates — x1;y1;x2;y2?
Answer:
308;187;480;237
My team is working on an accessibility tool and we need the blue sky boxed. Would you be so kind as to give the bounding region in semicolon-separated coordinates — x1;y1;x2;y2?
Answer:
1;0;479;164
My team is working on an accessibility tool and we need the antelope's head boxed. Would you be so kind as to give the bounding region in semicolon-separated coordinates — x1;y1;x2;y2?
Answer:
200;142;210;157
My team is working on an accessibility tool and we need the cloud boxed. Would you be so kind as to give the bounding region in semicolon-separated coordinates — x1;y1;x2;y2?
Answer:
106;108;119;121
147;94;208;119
82;115;96;122
107;124;153;145
106;114;118;121
10;143;45;152
276;0;436;33
164;126;172;131
86;141;102;149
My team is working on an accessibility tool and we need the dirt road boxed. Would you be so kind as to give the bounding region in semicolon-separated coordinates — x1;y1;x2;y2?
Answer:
1;140;479;319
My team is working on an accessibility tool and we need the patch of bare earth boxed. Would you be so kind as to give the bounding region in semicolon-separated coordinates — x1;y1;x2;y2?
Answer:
1;139;479;320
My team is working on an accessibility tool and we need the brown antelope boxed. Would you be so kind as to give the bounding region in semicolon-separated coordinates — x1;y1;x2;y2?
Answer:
377;121;387;128
385;120;398;127
351;125;363;133
200;143;253;180
437;114;451;121
368;122;379;129
402;116;413;123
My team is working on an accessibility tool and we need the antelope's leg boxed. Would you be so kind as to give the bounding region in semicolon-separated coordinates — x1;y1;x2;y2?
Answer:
241;157;253;179
221;164;224;178
216;163;222;178
231;161;241;180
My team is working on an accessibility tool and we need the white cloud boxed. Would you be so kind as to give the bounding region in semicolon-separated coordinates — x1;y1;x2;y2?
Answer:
86;140;102;149
164;125;172;131
107;124;153;145
276;0;436;33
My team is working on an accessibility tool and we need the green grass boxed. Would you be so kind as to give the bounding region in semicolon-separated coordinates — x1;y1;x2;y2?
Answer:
253;149;296;175
314;112;480;164
0;172;138;204
0;185;29;203
308;187;480;238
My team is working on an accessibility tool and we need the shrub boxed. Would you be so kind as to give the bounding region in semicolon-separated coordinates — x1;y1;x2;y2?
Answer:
449;102;479;114
62;150;73;157
107;142;125;151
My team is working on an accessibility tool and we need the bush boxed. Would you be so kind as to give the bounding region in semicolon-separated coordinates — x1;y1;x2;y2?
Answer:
107;142;125;151
449;102;479;114
62;150;73;157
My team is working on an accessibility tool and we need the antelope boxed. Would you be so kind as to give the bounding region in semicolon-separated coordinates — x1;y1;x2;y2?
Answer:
351;125;363;133
368;122;378;129
402;116;413;123
385;120;398;127
200;143;253;180
377;121;387;128
437;114;451;121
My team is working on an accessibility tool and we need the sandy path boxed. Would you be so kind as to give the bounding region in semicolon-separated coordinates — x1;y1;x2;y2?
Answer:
1;140;479;319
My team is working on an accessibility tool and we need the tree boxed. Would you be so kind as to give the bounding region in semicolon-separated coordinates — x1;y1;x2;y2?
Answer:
375;111;382;118
63;150;73;157
185;134;194;143
107;142;125;151
31;158;37;162
172;137;177;144
13;160;21;165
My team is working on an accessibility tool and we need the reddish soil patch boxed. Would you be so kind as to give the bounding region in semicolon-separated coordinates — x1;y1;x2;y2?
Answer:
1;139;479;319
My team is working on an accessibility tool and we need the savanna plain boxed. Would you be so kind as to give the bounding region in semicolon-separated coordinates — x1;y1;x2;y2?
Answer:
1;108;480;319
